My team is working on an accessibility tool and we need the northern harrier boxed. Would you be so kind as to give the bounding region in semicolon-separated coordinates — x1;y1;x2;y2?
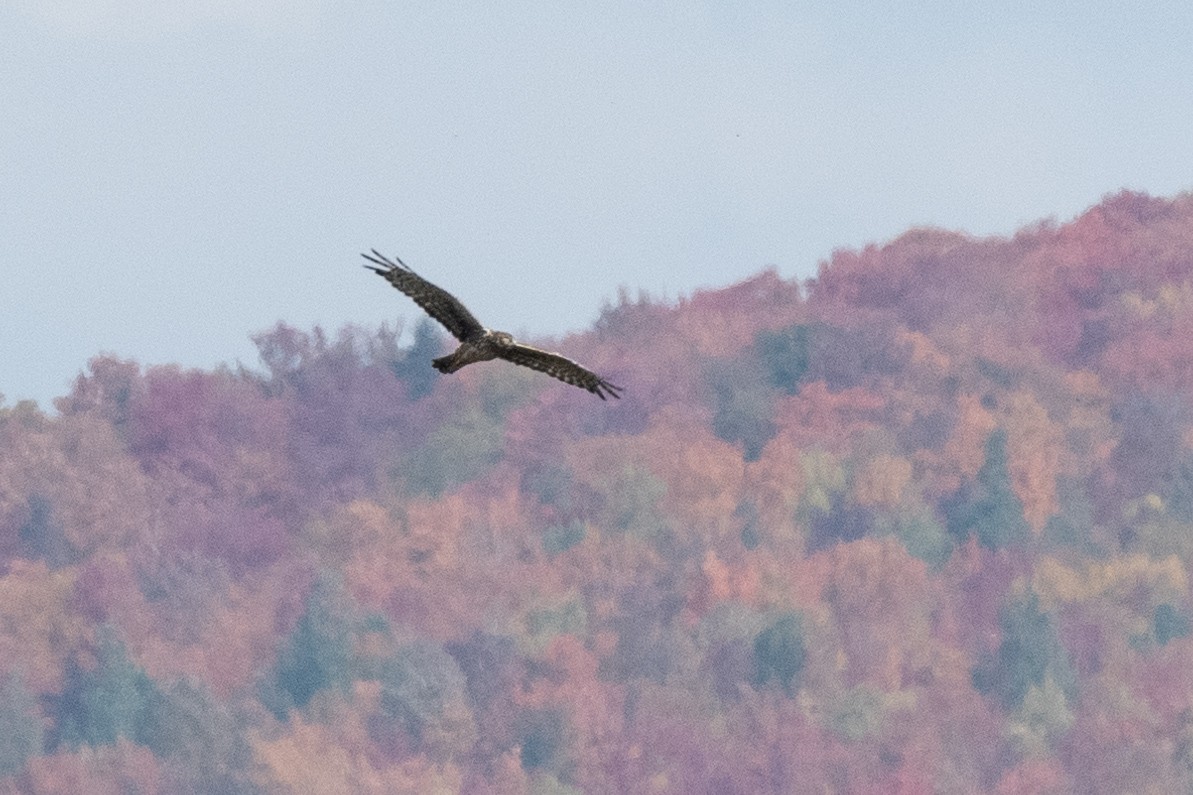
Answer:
362;250;622;400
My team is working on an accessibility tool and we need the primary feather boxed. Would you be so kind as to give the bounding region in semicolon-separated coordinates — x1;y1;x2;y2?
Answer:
361;250;484;342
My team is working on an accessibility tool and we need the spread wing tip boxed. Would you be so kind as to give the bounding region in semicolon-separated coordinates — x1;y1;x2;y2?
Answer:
361;250;413;273
593;379;623;400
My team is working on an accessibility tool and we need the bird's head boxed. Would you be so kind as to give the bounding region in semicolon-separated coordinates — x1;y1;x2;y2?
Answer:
491;331;515;347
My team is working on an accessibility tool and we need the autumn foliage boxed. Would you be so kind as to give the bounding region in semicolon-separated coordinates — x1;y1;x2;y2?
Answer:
3;191;1193;792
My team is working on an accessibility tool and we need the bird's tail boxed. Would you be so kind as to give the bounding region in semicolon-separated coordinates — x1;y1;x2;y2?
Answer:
432;354;461;374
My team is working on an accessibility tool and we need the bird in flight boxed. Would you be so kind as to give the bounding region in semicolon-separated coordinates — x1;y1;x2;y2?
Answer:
362;250;622;400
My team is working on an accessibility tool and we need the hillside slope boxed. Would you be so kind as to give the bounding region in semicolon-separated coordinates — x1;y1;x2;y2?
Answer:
2;190;1193;792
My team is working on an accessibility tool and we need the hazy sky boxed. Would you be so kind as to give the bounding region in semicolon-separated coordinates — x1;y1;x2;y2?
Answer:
3;2;1192;408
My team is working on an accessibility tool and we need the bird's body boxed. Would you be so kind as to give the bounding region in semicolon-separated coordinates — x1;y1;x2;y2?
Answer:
362;250;621;399
431;331;513;374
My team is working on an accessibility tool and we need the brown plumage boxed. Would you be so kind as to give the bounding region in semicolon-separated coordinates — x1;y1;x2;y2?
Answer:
362;250;622;400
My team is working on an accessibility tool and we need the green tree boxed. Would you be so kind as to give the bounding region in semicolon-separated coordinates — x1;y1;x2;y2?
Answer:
875;502;952;569
827;686;888;741
1163;453;1193;523
1041;476;1097;553
522;463;576;510
798;449;847;517
403;405;504;496
751;612;807;696
518;708;566;772
704;358;776;462
145;680;254;794
391;318;444;399
697;602;767;702
601;592;678;683
18;494;75;568
602;466;670;544
736;500;762;550
1007;675;1076;756
50;627;161;749
945;429;1030;549
972;591;1075;711
755;324;813;394
377;641;477;760
542;520;586;557
263;574;354;718
0;674;43;776
1154;603;1191;645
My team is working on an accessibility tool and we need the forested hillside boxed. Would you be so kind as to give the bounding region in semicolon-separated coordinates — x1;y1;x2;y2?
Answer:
4;191;1193;792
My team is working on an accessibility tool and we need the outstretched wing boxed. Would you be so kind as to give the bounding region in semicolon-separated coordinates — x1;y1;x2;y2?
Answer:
362;250;485;342
497;342;622;400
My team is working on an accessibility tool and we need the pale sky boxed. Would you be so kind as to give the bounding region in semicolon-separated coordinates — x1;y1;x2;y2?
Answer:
3;1;1192;408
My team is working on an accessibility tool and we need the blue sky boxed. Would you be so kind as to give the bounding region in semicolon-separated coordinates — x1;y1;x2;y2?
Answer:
3;1;1192;408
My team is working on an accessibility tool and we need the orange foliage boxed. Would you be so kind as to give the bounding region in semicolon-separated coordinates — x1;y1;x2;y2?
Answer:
0;560;89;692
1058;370;1116;467
852;453;913;510
563;406;745;544
942;393;997;483
515;635;626;789
994;759;1072;795
138;564;300;698
17;740;162;795
690;549;762;615
896;328;952;375
0;415;153;559
1033;553;1188;612
1001;390;1064;531
303;499;393;570
741;433;804;544
250;706;463;794
772;382;886;451
1101;310;1193;392
821;537;937;690
673;269;803;357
